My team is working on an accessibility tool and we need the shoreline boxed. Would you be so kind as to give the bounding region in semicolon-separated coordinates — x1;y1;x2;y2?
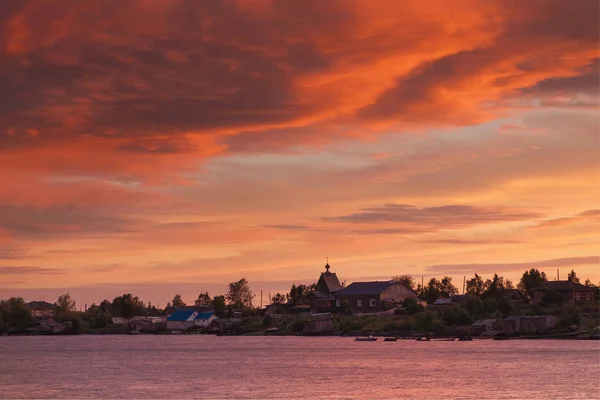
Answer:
2;331;598;340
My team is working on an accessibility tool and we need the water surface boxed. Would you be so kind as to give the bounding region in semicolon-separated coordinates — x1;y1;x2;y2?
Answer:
1;336;599;399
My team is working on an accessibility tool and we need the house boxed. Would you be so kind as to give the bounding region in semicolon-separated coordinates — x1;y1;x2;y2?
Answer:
334;280;417;312
111;316;129;325
308;263;343;311
432;294;470;306
26;301;58;318
471;319;502;335
532;278;596;305
502;289;527;304
166;308;215;331
504;315;559;333
167;309;199;331
194;311;215;328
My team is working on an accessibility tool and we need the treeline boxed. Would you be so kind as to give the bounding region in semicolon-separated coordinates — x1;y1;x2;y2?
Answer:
0;277;257;333
393;268;598;303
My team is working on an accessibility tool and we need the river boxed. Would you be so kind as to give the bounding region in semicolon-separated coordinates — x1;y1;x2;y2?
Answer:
1;336;598;399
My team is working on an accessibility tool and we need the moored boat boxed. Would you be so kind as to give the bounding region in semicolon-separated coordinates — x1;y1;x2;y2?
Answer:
355;336;377;342
383;337;398;342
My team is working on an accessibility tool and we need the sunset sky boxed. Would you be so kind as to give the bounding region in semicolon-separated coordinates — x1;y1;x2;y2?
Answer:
0;0;598;308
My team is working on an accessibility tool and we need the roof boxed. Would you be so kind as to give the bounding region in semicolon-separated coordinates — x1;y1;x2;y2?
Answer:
538;280;590;292
194;311;214;321
167;309;196;321
319;271;342;292
26;301;57;310
335;281;393;296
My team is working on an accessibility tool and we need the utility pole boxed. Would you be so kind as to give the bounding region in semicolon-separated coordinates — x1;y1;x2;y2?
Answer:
463;276;466;294
557;269;560;281
260;290;263;309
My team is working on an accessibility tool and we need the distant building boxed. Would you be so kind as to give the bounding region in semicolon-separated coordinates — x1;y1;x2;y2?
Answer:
532;279;596;305
166;309;215;331
504;315;559;333
308;262;343;311
303;313;334;335
471;319;502;335
26;301;58;318
334;281;417;312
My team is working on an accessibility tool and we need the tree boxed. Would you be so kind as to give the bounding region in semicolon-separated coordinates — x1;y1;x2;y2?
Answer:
226;278;254;309
567;269;580;283
84;304;112;329
195;292;212;306
0;297;31;328
288;283;316;306
56;293;76;314
518;269;548;299
392;274;415;290
211;295;227;317
111;294;145;319
464;297;485;318
440;276;458;297
271;293;288;305
172;294;186;308
466;274;485;297
483;274;506;300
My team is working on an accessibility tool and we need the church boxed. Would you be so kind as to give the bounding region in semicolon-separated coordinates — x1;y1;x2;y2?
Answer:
308;262;418;313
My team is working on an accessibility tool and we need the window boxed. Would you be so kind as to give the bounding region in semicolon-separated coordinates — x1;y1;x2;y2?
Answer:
336;300;341;307
586;292;591;301
575;292;580;301
369;299;376;307
357;299;363;307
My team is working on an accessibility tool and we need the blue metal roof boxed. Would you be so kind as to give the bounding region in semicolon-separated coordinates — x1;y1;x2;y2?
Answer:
335;281;394;296
194;311;214;320
167;309;195;321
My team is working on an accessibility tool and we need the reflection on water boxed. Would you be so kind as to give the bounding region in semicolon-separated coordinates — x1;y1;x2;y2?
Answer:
1;336;599;399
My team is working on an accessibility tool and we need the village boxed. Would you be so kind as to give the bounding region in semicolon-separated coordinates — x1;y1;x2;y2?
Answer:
1;262;599;340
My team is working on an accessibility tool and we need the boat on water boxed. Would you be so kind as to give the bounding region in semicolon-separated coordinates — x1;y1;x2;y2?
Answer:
458;336;473;341
170;330;182;335
432;338;456;342
355;336;377;342
383;337;398;342
415;337;431;341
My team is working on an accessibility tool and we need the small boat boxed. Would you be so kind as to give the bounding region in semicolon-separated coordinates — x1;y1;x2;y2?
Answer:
355;336;377;342
432;338;456;342
415;337;431;341
383;337;398;342
458;336;473;341
170;330;182;335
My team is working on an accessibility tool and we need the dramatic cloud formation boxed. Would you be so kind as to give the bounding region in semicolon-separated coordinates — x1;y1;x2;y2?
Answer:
0;0;598;305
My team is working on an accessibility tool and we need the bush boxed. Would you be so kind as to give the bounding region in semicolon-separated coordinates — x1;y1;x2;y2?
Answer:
415;312;434;330
262;315;272;327
498;300;512;316
483;298;498;315
399;318;414;331
403;298;420;315
559;305;581;327
442;306;473;326
464;297;485;318
291;318;306;333
429;319;444;333
384;321;399;332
